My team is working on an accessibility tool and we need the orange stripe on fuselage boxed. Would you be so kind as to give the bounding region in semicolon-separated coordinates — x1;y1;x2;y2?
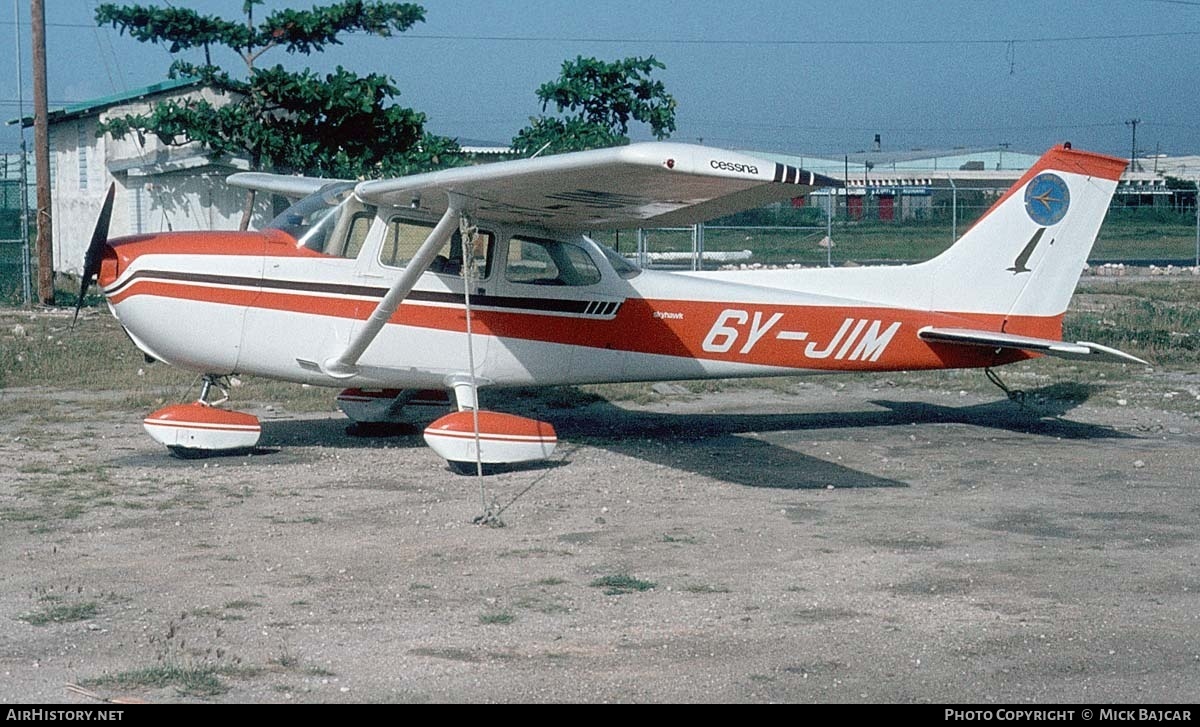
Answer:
109;277;1055;372
99;229;323;288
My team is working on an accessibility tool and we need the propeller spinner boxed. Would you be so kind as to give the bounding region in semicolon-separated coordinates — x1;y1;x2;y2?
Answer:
73;183;116;326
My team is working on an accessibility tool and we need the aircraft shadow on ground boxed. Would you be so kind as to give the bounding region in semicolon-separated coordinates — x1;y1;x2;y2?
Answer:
547;383;1127;439
536;382;1130;489
112;383;1130;488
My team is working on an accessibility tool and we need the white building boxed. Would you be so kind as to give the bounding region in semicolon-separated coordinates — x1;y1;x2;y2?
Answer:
31;78;269;275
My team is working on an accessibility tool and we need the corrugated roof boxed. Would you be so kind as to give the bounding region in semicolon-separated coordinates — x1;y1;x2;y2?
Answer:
8;77;202;128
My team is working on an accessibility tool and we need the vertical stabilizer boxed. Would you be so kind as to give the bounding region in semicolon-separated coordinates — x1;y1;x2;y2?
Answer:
926;144;1126;333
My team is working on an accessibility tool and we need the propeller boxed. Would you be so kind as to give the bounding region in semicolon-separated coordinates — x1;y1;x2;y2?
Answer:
73;183;116;326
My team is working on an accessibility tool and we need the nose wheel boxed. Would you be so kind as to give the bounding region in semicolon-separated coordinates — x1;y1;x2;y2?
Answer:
142;375;261;458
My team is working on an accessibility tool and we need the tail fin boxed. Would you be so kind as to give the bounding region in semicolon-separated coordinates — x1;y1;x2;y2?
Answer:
926;144;1127;333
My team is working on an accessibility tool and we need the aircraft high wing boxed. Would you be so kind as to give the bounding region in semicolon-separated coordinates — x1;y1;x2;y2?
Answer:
229;142;839;230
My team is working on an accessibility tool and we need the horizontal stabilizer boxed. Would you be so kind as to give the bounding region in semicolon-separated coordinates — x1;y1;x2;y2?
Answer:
918;327;1148;365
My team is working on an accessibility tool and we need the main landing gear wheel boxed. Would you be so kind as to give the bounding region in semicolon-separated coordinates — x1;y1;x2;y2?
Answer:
447;459;497;476
142;375;262;458
423;410;558;475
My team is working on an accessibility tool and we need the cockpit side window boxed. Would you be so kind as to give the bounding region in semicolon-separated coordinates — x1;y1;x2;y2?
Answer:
504;237;602;286
379;216;495;277
379;218;434;268
342;212;374;260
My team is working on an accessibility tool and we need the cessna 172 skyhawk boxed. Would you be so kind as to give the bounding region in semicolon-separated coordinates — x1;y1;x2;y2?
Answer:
77;141;1143;471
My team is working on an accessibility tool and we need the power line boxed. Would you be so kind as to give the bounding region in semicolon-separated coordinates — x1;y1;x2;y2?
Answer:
1;19;1198;46
682;118;1126;134
398;30;1200;47
0;19;95;27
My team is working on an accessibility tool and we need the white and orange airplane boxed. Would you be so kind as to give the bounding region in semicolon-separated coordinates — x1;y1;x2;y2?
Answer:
77;141;1143;471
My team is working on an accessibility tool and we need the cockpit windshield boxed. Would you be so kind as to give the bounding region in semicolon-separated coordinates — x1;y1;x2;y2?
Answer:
584;235;642;279
266;183;377;258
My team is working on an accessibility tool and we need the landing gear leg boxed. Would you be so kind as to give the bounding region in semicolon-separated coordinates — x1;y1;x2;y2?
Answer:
197;374;230;407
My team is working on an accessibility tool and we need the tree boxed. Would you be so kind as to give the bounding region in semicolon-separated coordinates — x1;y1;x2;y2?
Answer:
512;56;676;156
95;1;458;181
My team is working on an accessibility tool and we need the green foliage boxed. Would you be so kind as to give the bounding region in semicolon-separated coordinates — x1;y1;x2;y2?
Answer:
18;602;99;626
1164;176;1198;191
1065;291;1200;365
94;1;459;177
83;664;229;697
479;611;516;625
588;573;656;595
513;56;676;156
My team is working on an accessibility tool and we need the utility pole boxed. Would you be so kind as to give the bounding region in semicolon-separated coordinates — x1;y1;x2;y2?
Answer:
1125;118;1140;173
31;0;53;305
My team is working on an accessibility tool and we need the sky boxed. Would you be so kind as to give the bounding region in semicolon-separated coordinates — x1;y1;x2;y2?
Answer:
2;0;1199;160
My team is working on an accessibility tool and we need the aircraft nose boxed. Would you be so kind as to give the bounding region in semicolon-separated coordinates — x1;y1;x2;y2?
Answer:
96;241;120;288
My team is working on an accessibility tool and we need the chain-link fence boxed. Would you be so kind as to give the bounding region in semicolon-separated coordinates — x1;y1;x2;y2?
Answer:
0;176;31;307
596;185;1200;271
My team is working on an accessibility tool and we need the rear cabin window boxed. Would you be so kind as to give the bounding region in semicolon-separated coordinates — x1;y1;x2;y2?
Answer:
379;217;495;277
504;237;602;286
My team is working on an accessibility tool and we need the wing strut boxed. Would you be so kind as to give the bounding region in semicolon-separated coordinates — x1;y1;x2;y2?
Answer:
322;197;463;378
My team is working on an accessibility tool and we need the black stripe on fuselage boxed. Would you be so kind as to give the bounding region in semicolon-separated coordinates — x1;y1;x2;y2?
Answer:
106;269;622;317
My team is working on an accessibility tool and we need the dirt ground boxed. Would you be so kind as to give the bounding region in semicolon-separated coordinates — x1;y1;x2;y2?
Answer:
2;368;1199;703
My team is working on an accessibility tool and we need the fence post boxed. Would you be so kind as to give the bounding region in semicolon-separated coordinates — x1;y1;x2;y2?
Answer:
948;177;958;244
826;188;833;267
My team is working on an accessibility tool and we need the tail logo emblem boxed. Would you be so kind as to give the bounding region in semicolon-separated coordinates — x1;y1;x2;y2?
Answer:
1024;173;1070;226
1007;228;1049;274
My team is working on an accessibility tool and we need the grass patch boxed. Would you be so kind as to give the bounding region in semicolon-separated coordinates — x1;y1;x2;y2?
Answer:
498;546;573;558
479;610;516;625
82;664;229;697
662;533;700;545
0;509;44;523
589;574;657;595
269;652;300;669
19;601;99;625
515;593;571;615
223;599;260;611
264;515;323;525
1066;286;1200;367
